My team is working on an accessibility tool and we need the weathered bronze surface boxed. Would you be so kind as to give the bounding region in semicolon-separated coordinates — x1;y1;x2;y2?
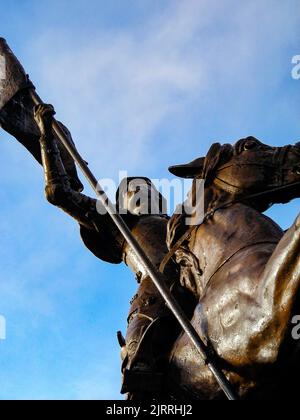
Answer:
32;108;300;399
0;38;29;109
0;38;83;192
33;104;192;400
166;139;300;399
1;38;300;400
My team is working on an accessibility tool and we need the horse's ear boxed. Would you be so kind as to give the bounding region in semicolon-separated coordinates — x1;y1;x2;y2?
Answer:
202;143;233;181
169;156;205;179
169;142;233;180
202;143;222;180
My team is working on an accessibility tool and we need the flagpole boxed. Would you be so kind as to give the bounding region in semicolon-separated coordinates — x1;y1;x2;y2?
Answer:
29;89;238;400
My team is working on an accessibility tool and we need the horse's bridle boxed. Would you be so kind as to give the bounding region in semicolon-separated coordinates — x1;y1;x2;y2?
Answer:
213;145;296;195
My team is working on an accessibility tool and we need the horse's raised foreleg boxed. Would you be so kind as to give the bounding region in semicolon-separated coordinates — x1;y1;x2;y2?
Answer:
255;213;300;363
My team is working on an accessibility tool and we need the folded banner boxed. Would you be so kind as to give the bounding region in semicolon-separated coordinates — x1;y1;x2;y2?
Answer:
0;38;30;109
0;38;83;192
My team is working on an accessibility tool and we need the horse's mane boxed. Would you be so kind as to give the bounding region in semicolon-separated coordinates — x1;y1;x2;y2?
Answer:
168;143;226;249
167;138;255;250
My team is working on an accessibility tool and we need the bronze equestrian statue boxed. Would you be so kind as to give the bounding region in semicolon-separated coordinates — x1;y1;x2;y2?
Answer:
1;38;300;400
32;105;300;399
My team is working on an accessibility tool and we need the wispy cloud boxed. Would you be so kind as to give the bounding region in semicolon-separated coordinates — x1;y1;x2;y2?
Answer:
0;0;299;400
25;0;299;179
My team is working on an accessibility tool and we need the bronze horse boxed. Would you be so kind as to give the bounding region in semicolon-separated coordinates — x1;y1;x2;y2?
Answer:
166;137;300;399
31;104;300;399
1;38;300;400
7;100;300;400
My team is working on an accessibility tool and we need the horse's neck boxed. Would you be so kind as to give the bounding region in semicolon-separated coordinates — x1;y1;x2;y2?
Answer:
191;200;284;291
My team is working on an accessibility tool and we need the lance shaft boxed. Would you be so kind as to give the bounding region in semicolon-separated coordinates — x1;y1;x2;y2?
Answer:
30;89;238;401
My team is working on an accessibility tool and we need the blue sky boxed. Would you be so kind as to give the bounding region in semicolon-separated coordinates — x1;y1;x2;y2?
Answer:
0;0;299;400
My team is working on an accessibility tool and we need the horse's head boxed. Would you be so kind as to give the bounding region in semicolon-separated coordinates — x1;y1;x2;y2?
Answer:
169;137;300;211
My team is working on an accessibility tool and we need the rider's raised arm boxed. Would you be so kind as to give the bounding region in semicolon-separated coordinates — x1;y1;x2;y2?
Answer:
34;104;108;232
